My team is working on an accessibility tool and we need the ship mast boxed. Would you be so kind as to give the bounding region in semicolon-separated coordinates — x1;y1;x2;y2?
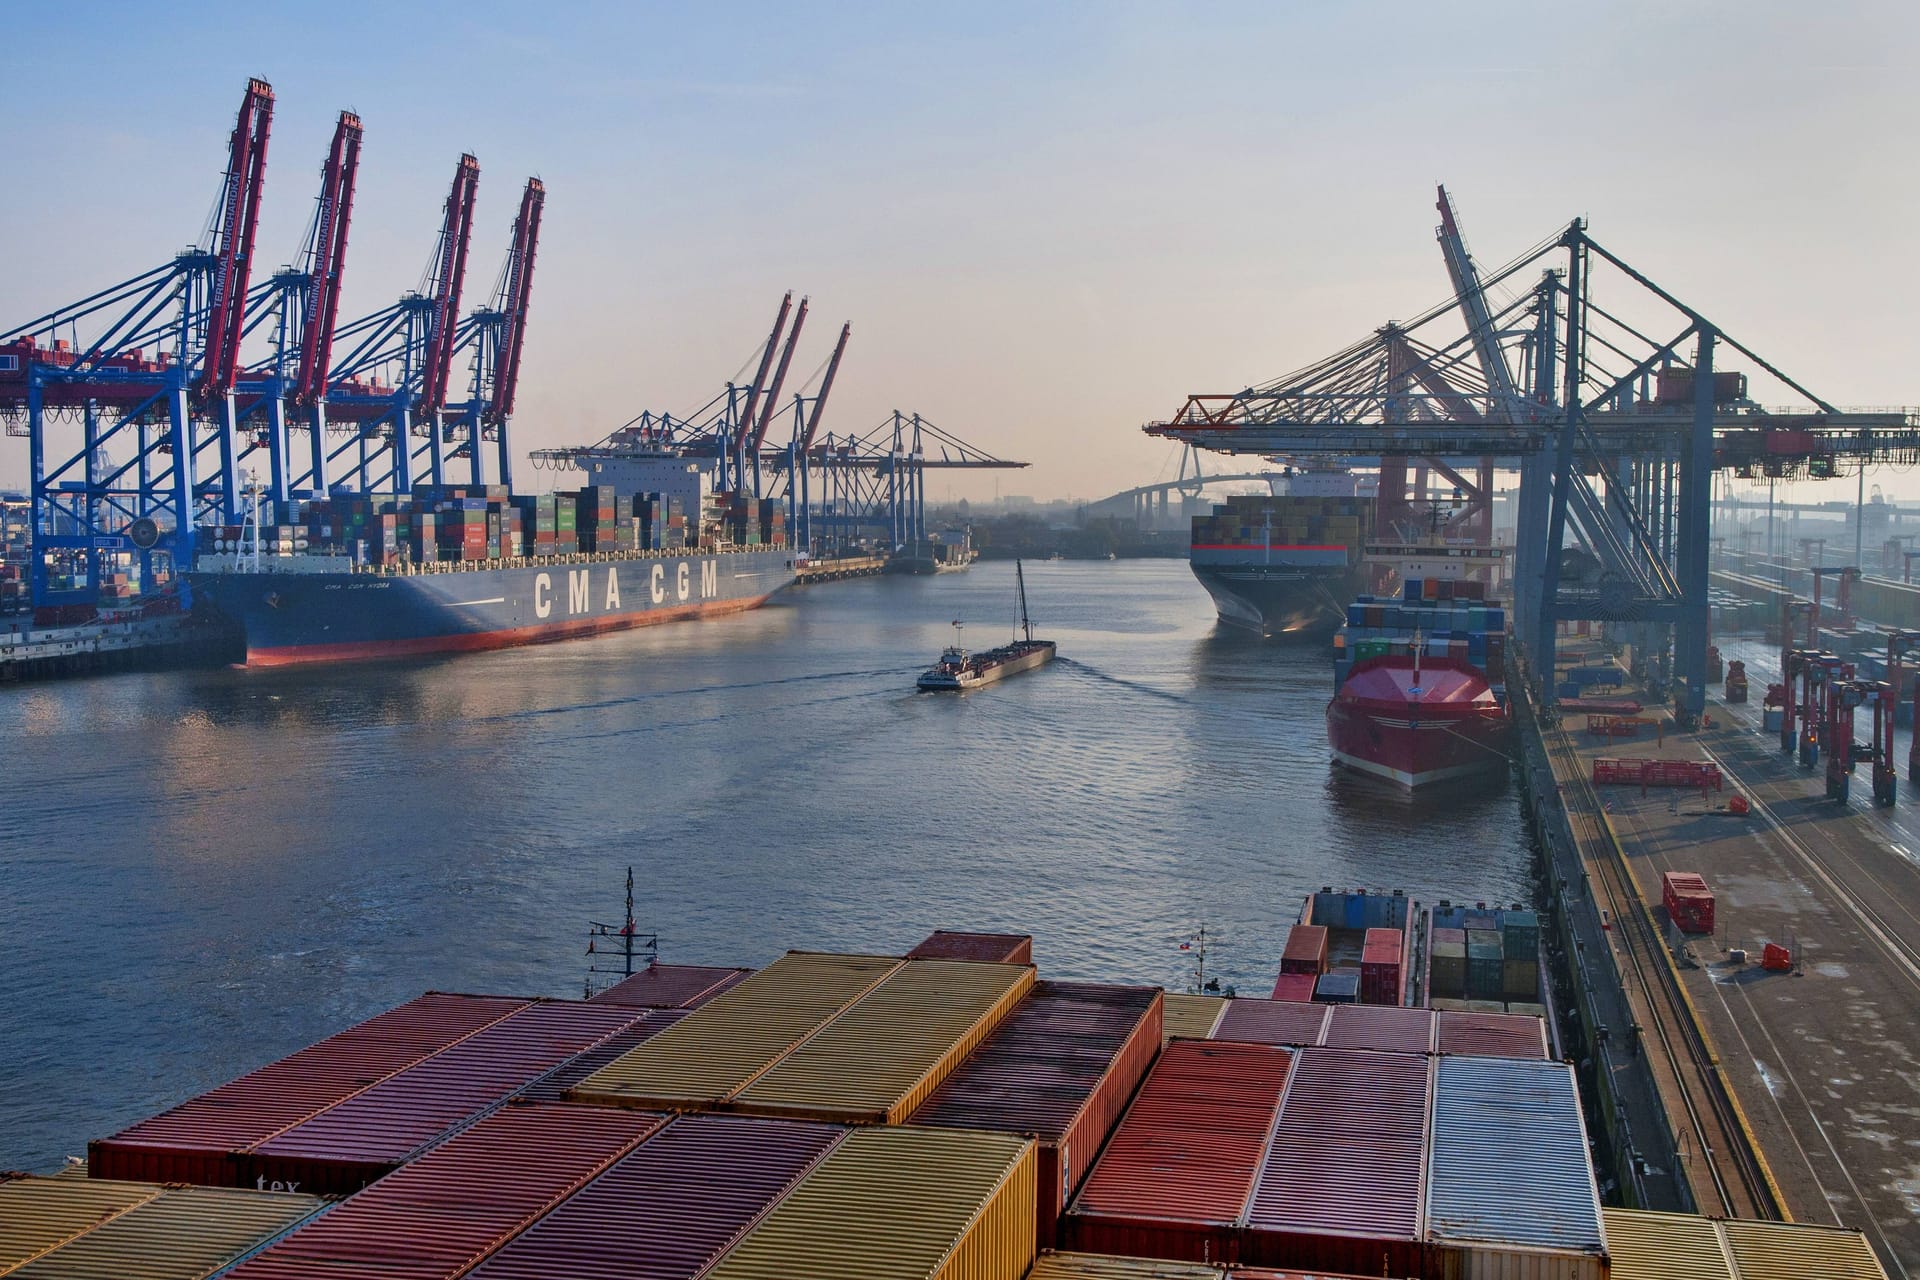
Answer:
584;866;657;998
1016;559;1032;643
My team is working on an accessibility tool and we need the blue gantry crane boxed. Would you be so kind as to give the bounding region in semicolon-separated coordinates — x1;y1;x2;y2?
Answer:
236;108;363;508
0;78;277;607
532;296;1023;557
320;153;482;495
1146;186;1920;725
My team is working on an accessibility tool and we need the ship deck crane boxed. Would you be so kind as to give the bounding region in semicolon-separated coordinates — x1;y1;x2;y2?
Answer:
0;78;275;607
324;154;481;494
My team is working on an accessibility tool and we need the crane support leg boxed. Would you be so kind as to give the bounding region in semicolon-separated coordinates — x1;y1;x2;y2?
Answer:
1673;327;1715;726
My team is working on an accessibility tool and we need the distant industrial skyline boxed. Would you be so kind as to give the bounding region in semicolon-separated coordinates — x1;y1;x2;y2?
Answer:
4;1;1919;504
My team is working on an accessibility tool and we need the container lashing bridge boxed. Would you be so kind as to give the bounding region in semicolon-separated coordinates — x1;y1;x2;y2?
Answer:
531;292;1027;556
1145;185;1920;725
0;79;545;609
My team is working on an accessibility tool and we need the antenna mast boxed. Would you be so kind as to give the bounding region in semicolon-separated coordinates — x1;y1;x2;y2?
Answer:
584;866;657;998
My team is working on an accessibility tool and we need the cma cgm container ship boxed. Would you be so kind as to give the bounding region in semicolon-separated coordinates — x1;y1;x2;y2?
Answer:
190;484;796;665
1188;472;1374;637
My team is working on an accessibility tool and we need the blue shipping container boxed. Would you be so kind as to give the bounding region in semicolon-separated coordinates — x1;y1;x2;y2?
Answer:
1428;1057;1605;1261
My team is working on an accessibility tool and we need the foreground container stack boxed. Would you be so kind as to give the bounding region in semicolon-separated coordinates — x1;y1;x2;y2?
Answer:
464;1115;847;1280
1064;1039;1294;1263
244;998;657;1193
1426;1056;1608;1280
1160;994;1227;1042
87;991;535;1184
0;1174;323;1279
910;981;1164;1246
587;962;754;1010
1603;1208;1891;1280
570;951;902;1111
730;958;1034;1123
907;930;1035;964
704;1126;1038;1280
1241;1049;1430;1276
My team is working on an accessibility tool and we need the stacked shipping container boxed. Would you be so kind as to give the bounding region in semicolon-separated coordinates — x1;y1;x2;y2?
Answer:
729;958;1033;1123
907;930;1036;964
88;991;533;1184
703;1126;1038;1280
1425;1057;1608;1280
464;1115;846;1280
1064;1040;1294;1264
224;1104;667;1280
569;951;901;1111
1241;1049;1430;1277
1604;1208;1891;1280
910;981;1164;1247
0;1174;324;1278
244;999;654;1193
588;962;753;1010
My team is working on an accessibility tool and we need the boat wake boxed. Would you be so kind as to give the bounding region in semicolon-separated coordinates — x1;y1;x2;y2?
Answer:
1053;657;1190;705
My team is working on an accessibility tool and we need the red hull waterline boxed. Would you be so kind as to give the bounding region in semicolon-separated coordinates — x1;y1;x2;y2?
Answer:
1326;656;1512;789
242;594;773;667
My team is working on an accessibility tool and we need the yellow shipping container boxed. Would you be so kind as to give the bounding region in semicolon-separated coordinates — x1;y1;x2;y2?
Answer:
570;950;901;1109
1160;993;1225;1042
1603;1209;1890;1280
1603;1209;1735;1280
0;1175;160;1272
1720;1219;1889;1280
733;959;1035;1123
1025;1252;1223;1279
0;1176;321;1280
707;1126;1037;1280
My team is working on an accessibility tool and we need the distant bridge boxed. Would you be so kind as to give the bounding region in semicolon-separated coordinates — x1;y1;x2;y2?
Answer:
1081;471;1285;525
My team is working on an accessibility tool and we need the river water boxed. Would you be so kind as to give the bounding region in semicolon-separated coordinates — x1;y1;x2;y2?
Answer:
0;559;1532;1171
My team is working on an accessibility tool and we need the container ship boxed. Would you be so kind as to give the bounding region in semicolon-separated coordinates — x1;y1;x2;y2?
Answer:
190;483;795;666
1188;474;1375;637
1325;575;1513;788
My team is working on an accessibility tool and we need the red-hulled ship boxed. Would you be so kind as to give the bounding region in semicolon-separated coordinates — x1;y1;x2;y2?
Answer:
1326;653;1512;788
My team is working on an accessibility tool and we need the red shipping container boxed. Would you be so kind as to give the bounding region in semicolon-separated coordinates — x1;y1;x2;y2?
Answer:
589;963;753;1009
466;1115;846;1280
516;1010;691;1103
225;1104;664;1280
88;992;531;1185
1279;925;1329;977
1320;1004;1434;1055
1433;1010;1550;1060
1212;998;1329;1048
906;929;1035;965
1242;1048;1431;1276
1269;973;1318;1003
247;1000;653;1194
1359;927;1404;1006
910;981;1163;1250
1064;1039;1293;1264
1662;870;1716;933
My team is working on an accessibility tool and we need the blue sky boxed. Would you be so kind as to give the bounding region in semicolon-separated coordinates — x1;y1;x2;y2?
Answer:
4;2;1919;503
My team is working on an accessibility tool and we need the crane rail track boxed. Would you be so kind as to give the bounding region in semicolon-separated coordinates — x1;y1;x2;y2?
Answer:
1546;725;1783;1220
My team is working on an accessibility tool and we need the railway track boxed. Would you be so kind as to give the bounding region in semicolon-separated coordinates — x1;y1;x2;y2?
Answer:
1545;725;1783;1220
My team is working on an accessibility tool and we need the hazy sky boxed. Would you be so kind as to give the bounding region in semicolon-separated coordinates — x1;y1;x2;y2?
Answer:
4;2;1918;505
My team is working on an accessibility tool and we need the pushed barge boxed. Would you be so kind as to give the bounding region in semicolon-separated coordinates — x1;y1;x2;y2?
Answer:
917;560;1055;690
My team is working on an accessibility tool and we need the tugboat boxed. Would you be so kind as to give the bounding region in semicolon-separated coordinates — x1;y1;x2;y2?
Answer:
917;560;1056;691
